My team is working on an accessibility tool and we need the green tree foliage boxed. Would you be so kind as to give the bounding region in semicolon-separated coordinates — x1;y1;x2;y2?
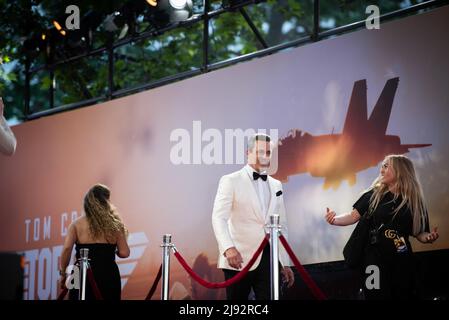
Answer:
0;0;427;121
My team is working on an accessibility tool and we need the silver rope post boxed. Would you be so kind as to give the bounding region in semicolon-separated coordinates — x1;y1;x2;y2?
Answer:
268;214;281;300
78;248;89;301
161;234;173;300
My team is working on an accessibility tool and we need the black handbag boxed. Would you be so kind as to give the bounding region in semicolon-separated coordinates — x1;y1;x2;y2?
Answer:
343;213;371;268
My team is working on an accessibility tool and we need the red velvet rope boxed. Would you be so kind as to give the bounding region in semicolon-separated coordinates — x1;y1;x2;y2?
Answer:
145;264;162;300
57;288;68;300
87;268;104;300
57;268;104;300
174;235;269;289
278;234;327;300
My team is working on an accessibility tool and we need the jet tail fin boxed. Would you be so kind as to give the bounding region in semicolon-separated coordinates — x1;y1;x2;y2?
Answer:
368;77;399;135
342;79;367;136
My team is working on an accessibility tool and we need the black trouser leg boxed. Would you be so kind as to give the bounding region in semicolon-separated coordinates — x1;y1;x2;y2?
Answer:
223;268;252;300
222;246;279;300
252;246;271;300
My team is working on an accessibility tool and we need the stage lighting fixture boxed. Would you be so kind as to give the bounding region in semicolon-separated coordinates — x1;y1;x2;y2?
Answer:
146;0;158;6
52;20;66;36
148;0;193;28
103;11;130;39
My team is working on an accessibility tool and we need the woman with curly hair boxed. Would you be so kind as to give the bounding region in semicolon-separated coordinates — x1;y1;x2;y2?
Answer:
60;184;130;300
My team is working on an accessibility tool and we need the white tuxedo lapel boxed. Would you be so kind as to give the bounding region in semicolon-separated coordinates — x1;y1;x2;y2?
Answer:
240;168;264;221
266;177;279;220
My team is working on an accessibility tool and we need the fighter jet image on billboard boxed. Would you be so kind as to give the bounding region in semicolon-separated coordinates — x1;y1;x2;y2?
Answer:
273;77;431;189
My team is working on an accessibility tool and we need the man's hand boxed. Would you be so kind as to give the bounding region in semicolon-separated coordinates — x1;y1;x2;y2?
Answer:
224;247;243;269
281;266;295;288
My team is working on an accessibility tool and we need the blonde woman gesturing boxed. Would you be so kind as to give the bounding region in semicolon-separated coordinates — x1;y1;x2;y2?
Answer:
325;155;438;299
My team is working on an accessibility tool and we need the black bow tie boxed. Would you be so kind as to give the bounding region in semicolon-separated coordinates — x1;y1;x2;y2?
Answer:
253;171;267;181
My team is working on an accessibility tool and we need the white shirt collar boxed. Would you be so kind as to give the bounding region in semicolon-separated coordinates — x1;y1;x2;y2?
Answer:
244;164;267;178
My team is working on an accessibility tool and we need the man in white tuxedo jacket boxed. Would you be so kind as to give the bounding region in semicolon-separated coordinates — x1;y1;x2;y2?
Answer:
212;133;294;300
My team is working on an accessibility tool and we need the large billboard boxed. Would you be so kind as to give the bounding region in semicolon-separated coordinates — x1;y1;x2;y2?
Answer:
1;6;448;300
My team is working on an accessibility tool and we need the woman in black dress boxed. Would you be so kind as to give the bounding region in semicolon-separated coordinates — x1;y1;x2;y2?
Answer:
325;155;439;299
59;184;130;300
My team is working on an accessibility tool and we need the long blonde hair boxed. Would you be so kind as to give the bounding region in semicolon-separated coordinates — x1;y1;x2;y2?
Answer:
367;155;427;236
84;184;127;242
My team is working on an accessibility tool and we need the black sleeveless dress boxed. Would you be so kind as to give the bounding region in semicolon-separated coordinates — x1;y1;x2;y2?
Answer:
69;243;121;300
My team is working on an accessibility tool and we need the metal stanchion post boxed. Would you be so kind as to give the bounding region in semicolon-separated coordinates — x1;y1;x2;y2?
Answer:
161;234;173;300
78;248;89;301
268;214;281;300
